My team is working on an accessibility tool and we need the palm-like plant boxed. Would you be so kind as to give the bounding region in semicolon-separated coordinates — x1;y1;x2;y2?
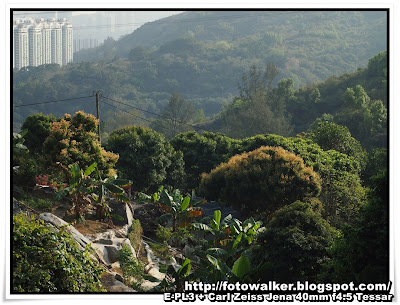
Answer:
55;162;131;222
155;188;204;232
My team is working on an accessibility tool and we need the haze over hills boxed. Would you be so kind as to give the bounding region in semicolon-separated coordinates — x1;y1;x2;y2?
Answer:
13;10;387;145
75;10;386;86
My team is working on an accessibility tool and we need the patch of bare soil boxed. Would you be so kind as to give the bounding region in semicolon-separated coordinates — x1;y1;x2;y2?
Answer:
73;220;123;235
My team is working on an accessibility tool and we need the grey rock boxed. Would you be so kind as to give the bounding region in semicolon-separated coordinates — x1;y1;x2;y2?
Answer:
96;238;113;245
115;273;124;283
105;246;120;263
100;272;135;292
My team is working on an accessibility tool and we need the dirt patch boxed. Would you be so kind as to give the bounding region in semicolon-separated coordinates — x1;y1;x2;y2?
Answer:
73;220;123;235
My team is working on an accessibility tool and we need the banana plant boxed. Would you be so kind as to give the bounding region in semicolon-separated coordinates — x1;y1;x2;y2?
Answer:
55;162;132;222
146;258;193;292
91;165;132;221
192;210;262;249
155;188;204;232
191;210;267;282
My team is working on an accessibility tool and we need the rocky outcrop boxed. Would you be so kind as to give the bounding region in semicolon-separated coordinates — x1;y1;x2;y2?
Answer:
131;203;164;236
37;212;139;292
107;200;135;227
100;272;136;292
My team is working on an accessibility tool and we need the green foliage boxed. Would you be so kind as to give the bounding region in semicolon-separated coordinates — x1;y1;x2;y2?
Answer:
236;133;366;227
306;121;367;169
155;188;204;232
21;113;57;155
106;126;185;192
191;211;267;283
199;146;321;219
335;84;387;150
155;224;173;243
170;131;239;190
13;130;28;161
55;162;130;219
221;64;293;138
254;201;337;282
13;130;39;187
117;245;145;287
13;214;105;292
42;111;119;178
151;92;196;139
322;170;388;283
362;148;387;186
19;195;53;211
128;219;143;254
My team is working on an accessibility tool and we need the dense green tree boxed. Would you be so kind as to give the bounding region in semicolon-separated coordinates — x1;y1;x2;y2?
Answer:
106;126;185;192
335;84;387;150
151;92;196;139
221;64;293;138
199;146;321;219
322;170;388;283
305;121;367;169
362;148;387;186
170;131;239;190
253;201;337;282
21;113;58;155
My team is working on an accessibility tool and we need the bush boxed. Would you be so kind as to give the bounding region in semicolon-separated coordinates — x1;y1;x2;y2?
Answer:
170;131;239;190
128;219;143;254
322;170;389;284
13;214;105;292
236;134;366;227
305;121;367;169
42;111;119;178
254;201;337;282
106;126;185;192
117;245;144;288
199;146;321;218
21;113;57;155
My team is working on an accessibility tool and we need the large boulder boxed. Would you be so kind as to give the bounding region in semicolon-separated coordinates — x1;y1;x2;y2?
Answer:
132;203;164;236
100;272;136;292
107;199;135;227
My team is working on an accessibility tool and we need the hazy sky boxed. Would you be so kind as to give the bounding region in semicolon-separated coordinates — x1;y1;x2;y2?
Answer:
13;10;183;41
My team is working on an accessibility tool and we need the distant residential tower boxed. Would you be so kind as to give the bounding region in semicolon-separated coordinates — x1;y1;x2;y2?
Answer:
13;17;74;70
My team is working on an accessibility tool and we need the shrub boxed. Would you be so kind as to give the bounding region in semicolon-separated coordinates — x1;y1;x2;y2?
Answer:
170;131;239;190
106;126;185;192
42;111;119;178
21;113;57;155
128;219;143;254
199;146;321;218
305;121;367;169
117;245;144;288
13;214;105;292
254;201;337;282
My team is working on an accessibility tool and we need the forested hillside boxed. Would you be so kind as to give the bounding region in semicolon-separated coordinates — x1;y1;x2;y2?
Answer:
75;11;386;86
12;10;390;294
13;11;387;148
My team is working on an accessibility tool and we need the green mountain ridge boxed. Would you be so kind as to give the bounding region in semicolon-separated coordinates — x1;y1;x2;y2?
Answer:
75;10;386;87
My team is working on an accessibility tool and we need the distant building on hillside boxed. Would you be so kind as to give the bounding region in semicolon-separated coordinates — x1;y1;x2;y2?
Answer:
13;17;74;70
73;38;99;52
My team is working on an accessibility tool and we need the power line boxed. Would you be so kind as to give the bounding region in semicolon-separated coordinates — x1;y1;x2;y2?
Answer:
13;94;94;108
100;99;177;134
101;95;210;132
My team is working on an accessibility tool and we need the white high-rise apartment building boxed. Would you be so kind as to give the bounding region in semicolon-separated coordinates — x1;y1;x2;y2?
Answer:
61;21;73;65
13;22;29;70
49;20;62;66
13;17;73;70
42;23;52;65
29;24;43;67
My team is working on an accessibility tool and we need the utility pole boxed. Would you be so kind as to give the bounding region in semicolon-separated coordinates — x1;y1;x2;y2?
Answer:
96;91;101;143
